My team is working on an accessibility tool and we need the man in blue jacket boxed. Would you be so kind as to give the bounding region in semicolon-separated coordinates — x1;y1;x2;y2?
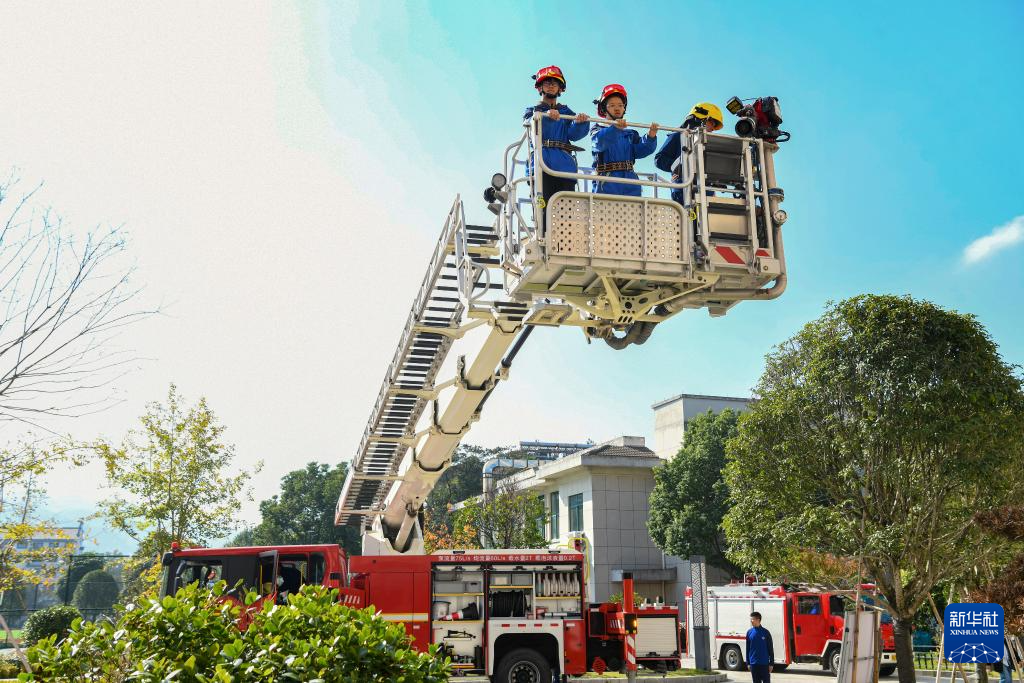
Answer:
747;611;775;683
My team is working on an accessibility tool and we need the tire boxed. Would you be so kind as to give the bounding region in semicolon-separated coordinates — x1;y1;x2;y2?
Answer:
494;648;552;683
773;664;789;672
879;665;897;677
825;646;842;674
721;645;746;671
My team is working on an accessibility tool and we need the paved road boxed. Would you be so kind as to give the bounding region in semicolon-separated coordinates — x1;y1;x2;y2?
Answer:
716;662;971;683
720;662;838;683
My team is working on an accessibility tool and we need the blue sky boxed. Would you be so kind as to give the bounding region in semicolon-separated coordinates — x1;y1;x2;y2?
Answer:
1;2;1021;551
308;0;1024;401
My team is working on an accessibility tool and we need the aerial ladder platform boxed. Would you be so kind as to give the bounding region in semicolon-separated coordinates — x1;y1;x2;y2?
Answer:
337;114;789;555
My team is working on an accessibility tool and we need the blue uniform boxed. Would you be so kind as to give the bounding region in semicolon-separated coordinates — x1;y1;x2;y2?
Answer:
655;131;687;205
590;123;657;197
746;625;775;665
523;103;589;174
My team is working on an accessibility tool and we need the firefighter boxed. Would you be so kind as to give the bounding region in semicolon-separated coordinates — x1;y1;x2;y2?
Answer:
590;84;658;197
524;65;589;209
654;102;724;206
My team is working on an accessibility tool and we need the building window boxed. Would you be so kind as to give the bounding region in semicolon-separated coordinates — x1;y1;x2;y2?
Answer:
536;495;545;538
568;493;583;532
550;491;559;539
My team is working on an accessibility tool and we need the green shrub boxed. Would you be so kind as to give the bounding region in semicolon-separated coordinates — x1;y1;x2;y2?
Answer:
238;588;450;682
24;583;451;682
71;569;120;616
57;553;106;602
25;581;239;681
21;605;81;647
0;659;22;677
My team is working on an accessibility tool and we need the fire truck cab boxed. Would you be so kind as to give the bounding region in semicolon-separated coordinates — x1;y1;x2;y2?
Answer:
685;582;897;676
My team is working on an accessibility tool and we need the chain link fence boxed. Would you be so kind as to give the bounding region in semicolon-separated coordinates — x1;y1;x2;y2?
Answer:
0;554;129;648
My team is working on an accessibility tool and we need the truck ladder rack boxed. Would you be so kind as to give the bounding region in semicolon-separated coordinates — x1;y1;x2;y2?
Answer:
336;198;515;554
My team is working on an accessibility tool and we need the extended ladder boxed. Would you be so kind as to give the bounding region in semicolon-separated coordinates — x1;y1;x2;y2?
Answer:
336;198;526;554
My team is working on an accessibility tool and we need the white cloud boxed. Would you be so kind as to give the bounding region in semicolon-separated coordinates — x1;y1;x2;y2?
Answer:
962;216;1024;265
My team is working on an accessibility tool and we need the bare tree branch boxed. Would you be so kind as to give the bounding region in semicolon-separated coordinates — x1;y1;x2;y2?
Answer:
0;173;157;425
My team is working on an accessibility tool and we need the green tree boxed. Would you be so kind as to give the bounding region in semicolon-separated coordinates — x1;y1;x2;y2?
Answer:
234;462;359;556
723;295;1024;683
454;478;546;549
423;446;486;539
111;556;159;605
58;552;106;604
71;569;120;617
0;443;86;595
96;384;260;560
648;409;741;575
972;506;1024;634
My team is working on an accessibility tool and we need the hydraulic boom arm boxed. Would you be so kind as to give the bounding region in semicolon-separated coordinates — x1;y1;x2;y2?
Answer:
337;114;789;556
336;200;533;554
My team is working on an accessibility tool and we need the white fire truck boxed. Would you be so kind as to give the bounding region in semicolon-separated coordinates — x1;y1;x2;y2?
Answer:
163;100;790;681
685;582;897;676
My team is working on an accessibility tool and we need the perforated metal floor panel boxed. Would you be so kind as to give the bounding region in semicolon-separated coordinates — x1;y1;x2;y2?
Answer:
547;193;685;263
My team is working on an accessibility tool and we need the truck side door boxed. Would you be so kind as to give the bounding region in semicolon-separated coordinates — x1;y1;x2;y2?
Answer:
366;571;430;651
792;594;828;657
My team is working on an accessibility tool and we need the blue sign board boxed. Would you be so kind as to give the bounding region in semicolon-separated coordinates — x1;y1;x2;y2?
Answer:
944;603;1004;664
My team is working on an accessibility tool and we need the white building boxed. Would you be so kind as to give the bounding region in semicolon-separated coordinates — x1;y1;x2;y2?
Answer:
652;393;752;460
501;436;730;605
473;393;750;605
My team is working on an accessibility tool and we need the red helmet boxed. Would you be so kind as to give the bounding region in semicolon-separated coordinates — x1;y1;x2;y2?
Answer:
533;65;566;92
595;83;628;116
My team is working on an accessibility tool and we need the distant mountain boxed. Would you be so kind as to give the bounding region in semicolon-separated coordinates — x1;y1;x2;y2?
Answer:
43;504;138;556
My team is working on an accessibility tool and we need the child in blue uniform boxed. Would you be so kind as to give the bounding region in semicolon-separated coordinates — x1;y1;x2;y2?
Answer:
590;84;659;196
654;102;725;206
524;65;589;209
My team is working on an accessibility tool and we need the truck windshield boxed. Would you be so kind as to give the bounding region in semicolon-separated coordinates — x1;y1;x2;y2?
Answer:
165;555;259;596
162;552;326;598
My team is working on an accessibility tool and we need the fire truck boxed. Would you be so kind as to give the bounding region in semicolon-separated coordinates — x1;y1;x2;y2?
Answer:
162;103;790;681
161;544;642;677
684;582;898;676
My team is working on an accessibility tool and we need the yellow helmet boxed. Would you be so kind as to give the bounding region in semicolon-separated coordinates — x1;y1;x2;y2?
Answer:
689;102;724;131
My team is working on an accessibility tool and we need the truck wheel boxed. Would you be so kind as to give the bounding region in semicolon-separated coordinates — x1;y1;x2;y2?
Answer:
879;665;897;677
721;645;746;671
494;648;551;683
773;664;789;672
825;646;842;674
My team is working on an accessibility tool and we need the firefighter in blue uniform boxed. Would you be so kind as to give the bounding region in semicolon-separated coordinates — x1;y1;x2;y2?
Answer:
590;84;659;197
524;65;589;210
654;102;724;205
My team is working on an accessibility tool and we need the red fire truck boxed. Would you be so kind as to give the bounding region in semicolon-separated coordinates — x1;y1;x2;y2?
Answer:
684;582;897;676
160;112;789;681
162;544;658;679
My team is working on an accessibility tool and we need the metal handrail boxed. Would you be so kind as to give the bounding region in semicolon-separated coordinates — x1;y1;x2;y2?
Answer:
498;112;693;250
532;112;697;190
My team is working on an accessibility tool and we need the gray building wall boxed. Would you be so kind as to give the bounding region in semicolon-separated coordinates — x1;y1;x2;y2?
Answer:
491;433;738;610
589;468;671;603
652;393;753;460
